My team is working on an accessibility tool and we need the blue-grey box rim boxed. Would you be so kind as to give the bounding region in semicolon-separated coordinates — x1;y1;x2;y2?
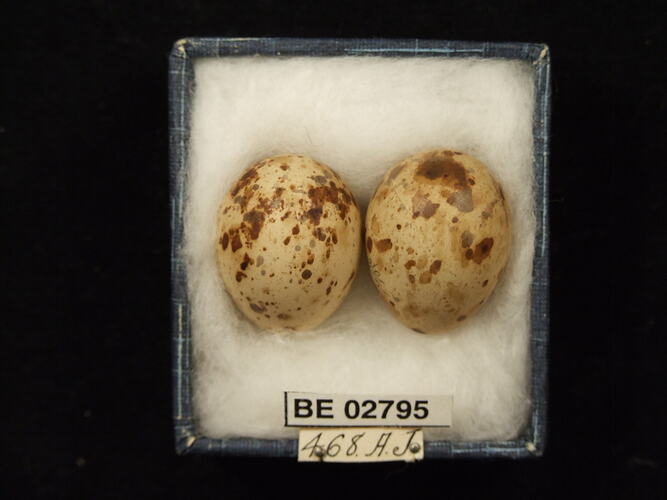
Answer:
169;37;550;459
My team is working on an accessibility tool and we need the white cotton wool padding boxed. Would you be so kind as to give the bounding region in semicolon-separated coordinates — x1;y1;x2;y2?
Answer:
185;56;536;441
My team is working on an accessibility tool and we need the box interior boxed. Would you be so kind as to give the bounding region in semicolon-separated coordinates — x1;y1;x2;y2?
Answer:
184;55;536;441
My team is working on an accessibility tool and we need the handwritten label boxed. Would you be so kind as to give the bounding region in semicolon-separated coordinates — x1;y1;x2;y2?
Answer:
298;428;424;463
285;392;452;427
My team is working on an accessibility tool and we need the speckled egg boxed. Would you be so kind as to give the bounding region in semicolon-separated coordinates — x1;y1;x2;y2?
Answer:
217;155;361;332
365;149;512;333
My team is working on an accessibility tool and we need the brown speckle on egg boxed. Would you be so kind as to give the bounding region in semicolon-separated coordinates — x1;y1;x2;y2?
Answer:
306;207;323;225
411;192;440;219
240;253;253;271
469;238;494;264
481;200;498;220
230;229;242;252
312;228;324;241
250;303;266;313
461;231;474;248
376;239;393;252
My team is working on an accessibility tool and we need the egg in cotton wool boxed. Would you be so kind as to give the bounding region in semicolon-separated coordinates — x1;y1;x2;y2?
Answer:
216;155;361;332
366;149;512;334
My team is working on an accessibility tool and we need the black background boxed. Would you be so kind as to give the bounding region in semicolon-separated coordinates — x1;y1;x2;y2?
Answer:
3;1;665;498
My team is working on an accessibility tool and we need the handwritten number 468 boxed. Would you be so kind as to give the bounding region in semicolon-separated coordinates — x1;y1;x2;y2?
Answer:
301;432;363;457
